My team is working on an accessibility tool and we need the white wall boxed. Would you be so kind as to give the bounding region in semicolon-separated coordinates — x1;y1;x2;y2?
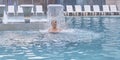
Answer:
106;0;120;10
0;0;3;4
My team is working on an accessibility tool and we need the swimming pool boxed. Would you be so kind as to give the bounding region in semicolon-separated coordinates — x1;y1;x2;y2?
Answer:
0;16;120;60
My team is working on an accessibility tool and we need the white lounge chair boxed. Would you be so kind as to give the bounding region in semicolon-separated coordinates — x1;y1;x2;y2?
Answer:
102;5;110;15
93;5;101;16
84;5;92;16
17;6;24;16
36;5;44;15
65;5;74;16
109;5;119;15
7;5;15;16
75;5;82;16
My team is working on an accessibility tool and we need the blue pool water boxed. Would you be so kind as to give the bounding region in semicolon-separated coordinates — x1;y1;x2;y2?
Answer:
0;16;120;60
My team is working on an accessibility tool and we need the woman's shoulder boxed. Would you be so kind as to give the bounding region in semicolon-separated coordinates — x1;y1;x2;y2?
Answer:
48;28;62;33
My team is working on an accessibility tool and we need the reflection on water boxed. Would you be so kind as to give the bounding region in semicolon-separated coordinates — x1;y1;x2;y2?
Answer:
0;17;120;60
66;17;107;32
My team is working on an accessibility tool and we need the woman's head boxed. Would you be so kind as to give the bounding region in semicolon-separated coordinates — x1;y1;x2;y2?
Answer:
51;20;57;28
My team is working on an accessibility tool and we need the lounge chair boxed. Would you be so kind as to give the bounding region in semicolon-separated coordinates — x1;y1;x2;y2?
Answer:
84;5;92;16
7;5;15;16
65;5;74;16
17;6;24;16
109;5;119;15
102;5;110;15
93;5;101;16
75;5;82;16
36;5;44;15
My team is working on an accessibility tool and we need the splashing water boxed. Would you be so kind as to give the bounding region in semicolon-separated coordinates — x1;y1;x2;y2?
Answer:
47;4;66;29
0;29;102;48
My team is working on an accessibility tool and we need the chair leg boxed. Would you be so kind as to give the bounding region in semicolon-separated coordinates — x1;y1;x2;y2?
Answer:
76;13;78;16
72;12;75;16
119;12;120;15
84;12;86;16
79;12;82;16
64;13;66;16
103;12;105;15
85;12;87;16
83;12;85;16
67;13;69;16
95;12;97;16
93;12;94;16
0;17;3;23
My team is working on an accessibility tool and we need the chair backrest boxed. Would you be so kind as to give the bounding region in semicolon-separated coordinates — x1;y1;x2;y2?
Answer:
36;5;43;12
110;5;117;12
66;5;74;12
8;5;14;13
0;5;5;7
84;5;91;12
103;5;110;12
93;5;100;12
75;5;82;12
17;6;23;13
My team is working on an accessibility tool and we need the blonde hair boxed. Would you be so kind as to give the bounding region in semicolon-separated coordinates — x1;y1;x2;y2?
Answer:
51;20;57;24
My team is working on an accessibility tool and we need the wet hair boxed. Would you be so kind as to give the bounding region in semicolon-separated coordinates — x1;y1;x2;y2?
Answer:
51;20;57;24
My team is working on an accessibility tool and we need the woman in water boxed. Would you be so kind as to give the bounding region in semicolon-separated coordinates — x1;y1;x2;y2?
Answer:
48;20;62;32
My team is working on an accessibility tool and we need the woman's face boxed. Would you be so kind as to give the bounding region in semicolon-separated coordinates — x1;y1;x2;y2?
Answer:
51;20;57;28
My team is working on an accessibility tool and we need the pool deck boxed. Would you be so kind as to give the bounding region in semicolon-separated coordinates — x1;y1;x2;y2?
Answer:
0;22;47;31
0;14;49;31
